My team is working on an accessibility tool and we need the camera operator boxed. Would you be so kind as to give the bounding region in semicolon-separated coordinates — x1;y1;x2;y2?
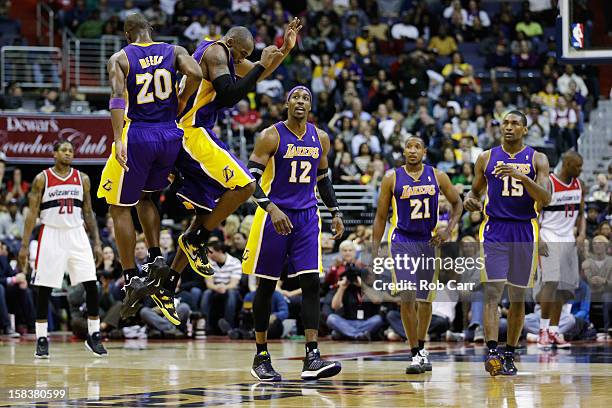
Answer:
326;263;384;341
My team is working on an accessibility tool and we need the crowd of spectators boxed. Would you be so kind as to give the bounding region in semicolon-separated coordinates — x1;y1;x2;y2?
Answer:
0;1;611;344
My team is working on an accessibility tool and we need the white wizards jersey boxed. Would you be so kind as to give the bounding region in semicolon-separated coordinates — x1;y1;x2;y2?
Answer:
539;173;581;240
40;168;84;229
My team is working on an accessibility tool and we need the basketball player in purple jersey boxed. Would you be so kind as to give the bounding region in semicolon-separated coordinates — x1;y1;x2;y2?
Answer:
372;137;462;374
170;20;301;277
464;111;551;376
126;21;302;324
243;86;344;381
97;13;203;323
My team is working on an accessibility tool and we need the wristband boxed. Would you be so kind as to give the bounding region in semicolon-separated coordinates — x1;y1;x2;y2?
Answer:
109;97;126;110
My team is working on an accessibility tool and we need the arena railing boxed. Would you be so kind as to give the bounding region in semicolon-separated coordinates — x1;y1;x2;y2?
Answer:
36;2;55;47
0;46;62;92
63;30;179;93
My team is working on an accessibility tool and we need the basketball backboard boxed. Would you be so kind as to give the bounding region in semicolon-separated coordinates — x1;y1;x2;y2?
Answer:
558;0;612;63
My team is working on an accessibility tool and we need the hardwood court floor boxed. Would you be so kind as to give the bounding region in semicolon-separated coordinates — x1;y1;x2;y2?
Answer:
0;335;610;407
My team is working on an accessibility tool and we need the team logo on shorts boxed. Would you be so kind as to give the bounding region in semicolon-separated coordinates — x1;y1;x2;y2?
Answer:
102;179;113;191
223;166;234;182
242;249;249;261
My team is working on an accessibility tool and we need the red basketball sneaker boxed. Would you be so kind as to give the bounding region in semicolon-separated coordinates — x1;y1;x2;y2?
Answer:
537;328;551;349
548;330;571;349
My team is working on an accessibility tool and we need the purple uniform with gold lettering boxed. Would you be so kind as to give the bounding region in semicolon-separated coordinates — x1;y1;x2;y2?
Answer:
480;145;539;288
243;122;323;280
174;40;253;213
97;42;183;206
388;165;439;301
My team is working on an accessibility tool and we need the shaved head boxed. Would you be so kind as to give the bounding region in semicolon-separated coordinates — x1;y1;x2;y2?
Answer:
226;26;253;42
224;26;254;63
124;13;151;36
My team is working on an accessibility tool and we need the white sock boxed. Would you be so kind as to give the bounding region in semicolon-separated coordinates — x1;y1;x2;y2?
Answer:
539;318;550;330
549;325;559;334
35;322;48;339
88;318;100;335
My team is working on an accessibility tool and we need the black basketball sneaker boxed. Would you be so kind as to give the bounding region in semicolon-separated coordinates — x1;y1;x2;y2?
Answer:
35;337;49;359
500;352;518;375
251;352;282;382
120;276;148;319
301;349;342;380
85;332;108;357
143;256;171;290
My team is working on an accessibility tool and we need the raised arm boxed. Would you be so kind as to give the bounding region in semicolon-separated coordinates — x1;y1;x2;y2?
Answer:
463;150;490;212
205;43;282;108
18;173;45;270
174;45;204;114
371;170;395;258
107;51;130;171
317;129;344;239
81;172;102;262
234;17;302;81
432;169;463;245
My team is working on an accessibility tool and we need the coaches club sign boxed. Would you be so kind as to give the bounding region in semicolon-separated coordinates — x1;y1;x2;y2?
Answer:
0;114;113;164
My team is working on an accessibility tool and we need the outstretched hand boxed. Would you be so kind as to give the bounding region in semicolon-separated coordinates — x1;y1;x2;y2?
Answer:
283;17;303;50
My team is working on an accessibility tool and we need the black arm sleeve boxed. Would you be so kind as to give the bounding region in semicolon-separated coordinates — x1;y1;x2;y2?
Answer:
248;160;272;211
211;64;265;108
316;168;340;215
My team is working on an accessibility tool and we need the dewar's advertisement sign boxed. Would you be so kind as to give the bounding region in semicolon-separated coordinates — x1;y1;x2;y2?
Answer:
0;114;112;164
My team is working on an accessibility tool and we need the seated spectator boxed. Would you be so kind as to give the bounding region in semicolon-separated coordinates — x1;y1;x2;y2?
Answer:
570;278;592;323
558;65;589;97
511;40;538;69
75;10;103;38
366;16;389;41
183;14;211;41
526;105;550;146
0;243;35;333
159;230;176;264
38;89;59;114
228;232;247;260
97;246;122;281
452;162;474;186
200;240;241;334
586;205;603;237
326;264;383;341
232;100;262;140
134;239;149;271
442;52;472;80
582;236;611;333
351;121;381;156
390;12;419;40
454;135;482;165
143;0;168;30
466;0;490;28
0;82;23;110
428;25;458;57
485;44;512;71
6;168;29;203
515;11;543;39
118;0;141;22
589;173;610;204
0;199;23;243
549;95;578;155
333;152;361;184
0;243;19;337
353;143;373;175
437;147;457;174
536;81;559;111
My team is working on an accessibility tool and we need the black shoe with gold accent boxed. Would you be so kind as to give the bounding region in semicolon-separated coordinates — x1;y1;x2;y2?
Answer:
151;288;181;326
178;233;213;277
